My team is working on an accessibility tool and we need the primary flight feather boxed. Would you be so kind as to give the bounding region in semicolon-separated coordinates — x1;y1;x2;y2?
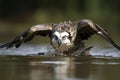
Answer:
0;19;120;56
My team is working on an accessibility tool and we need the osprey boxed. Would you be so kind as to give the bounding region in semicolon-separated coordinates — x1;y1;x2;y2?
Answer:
0;19;120;56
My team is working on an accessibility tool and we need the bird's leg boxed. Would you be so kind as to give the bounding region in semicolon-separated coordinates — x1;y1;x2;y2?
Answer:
73;46;93;56
80;46;93;56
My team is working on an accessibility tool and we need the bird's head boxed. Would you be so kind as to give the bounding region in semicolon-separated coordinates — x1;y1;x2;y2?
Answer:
51;31;72;52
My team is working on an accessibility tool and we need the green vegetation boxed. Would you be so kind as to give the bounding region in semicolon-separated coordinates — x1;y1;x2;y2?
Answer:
0;0;120;45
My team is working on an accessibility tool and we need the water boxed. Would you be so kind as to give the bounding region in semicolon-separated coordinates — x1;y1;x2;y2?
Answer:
0;44;120;80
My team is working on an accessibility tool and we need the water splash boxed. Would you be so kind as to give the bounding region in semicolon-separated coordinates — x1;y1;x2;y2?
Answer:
0;44;52;55
91;46;120;58
0;44;120;57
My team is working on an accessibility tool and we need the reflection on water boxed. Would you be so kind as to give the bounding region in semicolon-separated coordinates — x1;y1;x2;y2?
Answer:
0;56;120;80
0;45;120;80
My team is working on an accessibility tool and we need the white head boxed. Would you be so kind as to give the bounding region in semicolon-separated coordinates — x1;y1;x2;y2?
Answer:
51;31;72;52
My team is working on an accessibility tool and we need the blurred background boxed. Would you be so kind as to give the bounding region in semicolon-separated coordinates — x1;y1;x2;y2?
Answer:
0;0;120;45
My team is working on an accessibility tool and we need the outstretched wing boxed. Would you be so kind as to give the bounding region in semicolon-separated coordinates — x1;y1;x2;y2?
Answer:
77;19;120;50
0;24;53;49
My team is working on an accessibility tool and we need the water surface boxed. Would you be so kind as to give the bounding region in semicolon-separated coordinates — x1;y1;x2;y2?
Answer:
0;45;120;80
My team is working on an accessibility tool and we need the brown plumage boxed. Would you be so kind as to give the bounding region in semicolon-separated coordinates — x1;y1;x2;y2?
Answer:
0;19;120;56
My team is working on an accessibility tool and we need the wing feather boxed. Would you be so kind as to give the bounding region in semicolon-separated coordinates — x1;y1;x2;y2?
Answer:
0;24;53;49
77;19;120;50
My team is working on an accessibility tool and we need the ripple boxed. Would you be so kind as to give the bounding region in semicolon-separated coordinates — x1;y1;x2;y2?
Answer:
0;44;120;58
0;44;52;55
91;46;120;58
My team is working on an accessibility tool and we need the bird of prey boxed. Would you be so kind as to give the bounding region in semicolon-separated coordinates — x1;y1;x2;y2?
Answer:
0;19;120;56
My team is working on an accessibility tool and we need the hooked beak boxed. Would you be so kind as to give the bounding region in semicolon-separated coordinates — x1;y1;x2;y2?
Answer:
96;24;120;50
57;39;62;47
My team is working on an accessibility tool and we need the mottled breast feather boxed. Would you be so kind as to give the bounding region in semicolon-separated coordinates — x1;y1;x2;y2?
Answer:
52;21;77;42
